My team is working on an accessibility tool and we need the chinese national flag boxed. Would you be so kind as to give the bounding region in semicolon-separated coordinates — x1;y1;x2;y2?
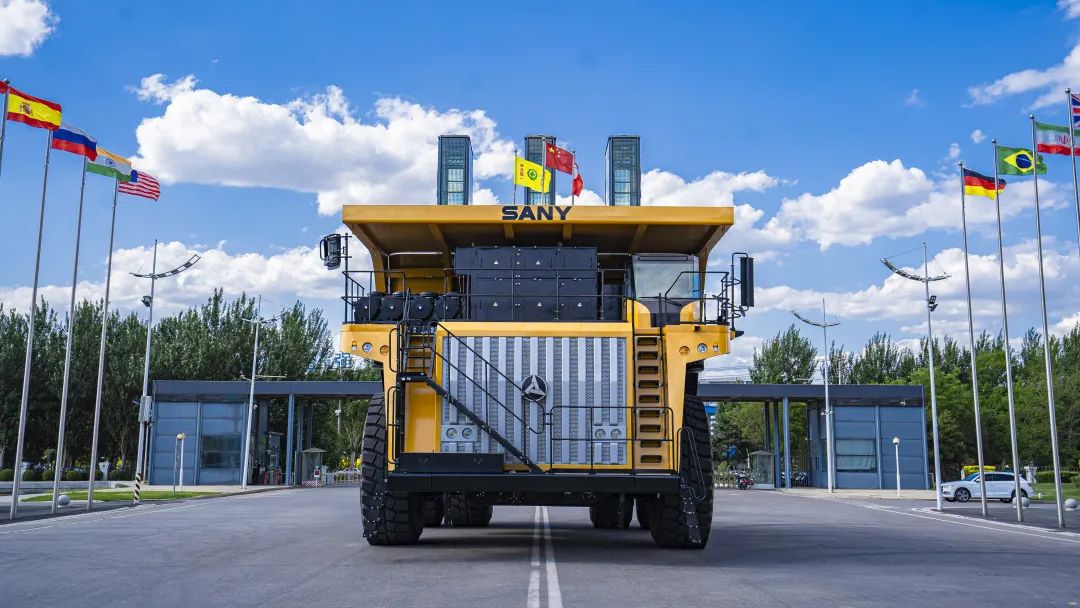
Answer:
572;172;584;196
545;144;575;175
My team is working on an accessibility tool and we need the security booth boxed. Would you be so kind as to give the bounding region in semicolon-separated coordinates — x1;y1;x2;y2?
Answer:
699;383;929;490
149;380;380;486
301;447;326;485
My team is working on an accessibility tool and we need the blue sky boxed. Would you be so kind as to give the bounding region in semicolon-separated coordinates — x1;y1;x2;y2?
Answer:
3;0;1080;375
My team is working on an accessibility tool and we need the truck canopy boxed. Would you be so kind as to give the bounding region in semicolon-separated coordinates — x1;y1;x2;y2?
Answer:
342;204;734;271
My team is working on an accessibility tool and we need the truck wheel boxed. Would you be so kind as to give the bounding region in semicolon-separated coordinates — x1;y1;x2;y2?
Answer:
361;395;423;545
635;497;651;530
649;395;714;549
589;494;633;529
445;493;493;527
422;495;445;527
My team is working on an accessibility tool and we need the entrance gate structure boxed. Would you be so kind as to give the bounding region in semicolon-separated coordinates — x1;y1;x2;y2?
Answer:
150;380;381;486
698;383;929;490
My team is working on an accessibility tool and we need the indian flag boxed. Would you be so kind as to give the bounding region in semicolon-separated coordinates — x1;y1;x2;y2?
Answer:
87;148;133;182
1034;121;1079;156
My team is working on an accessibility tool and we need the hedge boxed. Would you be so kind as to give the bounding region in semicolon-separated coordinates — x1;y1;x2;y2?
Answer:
0;469;13;481
64;470;86;481
22;469;40;482
1035;470;1079;484
42;468;56;481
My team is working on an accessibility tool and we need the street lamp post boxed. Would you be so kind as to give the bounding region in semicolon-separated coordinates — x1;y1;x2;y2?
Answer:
893;436;902;497
881;244;948;512
240;296;277;490
117;242;201;509
792;300;840;493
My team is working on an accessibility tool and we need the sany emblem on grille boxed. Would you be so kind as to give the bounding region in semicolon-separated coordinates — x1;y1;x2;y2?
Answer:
521;374;547;403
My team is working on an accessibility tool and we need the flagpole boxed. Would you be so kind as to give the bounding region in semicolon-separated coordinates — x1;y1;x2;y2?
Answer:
571;150;577;206
540;138;548;205
86;179;119;510
0;79;10;179
1068;89;1080;259
958;161;989;518
50;155;90;514
992;139;1024;522
1029;115;1066;528
9;131;54;520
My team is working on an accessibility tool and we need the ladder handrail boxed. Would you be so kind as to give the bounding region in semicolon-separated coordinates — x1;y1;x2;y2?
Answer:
400;320;545;436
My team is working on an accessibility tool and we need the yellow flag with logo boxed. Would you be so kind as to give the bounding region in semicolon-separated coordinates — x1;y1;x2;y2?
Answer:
514;156;551;193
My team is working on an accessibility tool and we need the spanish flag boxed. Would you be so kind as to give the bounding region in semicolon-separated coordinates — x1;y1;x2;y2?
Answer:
514;156;551;193
963;168;1005;200
0;82;62;131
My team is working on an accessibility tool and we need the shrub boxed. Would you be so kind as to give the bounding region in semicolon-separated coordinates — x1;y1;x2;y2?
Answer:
1035;470;1056;484
42;468;55;481
64;469;85;482
22;468;40;482
0;469;13;481
109;468;133;481
1060;471;1077;484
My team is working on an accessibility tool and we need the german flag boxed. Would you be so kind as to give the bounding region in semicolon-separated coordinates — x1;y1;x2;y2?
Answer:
963;168;1005;200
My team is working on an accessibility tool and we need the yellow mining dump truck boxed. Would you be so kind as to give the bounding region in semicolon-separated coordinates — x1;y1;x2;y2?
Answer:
324;203;753;549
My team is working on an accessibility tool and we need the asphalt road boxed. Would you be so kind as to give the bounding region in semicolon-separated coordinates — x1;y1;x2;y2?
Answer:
2;487;1078;607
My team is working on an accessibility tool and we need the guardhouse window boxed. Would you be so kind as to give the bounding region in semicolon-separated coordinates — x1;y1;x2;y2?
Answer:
835;438;877;472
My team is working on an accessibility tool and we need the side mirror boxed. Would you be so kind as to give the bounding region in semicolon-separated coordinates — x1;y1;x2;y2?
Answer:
739;256;754;308
320;234;342;270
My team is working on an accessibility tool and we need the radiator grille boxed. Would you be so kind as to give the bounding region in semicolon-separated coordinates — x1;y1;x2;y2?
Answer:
440;336;627;465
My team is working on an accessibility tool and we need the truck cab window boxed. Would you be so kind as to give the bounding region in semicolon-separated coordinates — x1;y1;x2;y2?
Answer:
632;255;700;299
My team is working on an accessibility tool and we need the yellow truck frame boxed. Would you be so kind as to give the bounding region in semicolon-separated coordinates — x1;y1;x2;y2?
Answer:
332;204;751;548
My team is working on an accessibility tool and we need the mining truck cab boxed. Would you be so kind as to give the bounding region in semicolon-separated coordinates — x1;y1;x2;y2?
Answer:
327;203;753;548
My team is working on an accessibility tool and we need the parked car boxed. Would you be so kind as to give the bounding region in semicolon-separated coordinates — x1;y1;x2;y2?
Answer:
941;471;1032;503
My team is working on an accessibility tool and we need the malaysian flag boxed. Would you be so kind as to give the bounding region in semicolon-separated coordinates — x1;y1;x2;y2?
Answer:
1072;93;1080;129
119;170;160;201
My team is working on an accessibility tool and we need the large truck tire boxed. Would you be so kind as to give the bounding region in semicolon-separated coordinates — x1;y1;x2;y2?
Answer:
649;395;714;549
421;495;445;527
589;494;633;529
361;395;423;545
445;493;493;527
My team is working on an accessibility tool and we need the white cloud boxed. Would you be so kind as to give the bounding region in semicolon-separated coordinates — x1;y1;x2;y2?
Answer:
641;168;780;206
1060;0;1080;19
948;143;961;159
130;74;515;216
0;238;358;316
0;0;56;56
970;129;986;144
767;159;1061;250
756;239;1080;341
967;42;1080;109
905;88;924;107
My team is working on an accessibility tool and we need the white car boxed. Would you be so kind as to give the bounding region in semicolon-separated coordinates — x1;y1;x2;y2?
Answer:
941;472;1033;503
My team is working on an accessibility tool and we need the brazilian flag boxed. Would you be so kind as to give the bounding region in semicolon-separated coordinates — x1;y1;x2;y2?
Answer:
997;146;1047;176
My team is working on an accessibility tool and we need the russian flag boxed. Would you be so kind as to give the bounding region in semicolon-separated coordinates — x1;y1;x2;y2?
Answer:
51;124;98;161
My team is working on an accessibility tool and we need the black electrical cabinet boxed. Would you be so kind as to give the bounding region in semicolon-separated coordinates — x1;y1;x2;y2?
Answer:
454;246;598;321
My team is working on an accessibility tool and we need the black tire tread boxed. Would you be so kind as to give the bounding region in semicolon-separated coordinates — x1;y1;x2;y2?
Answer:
445;493;493;527
649;395;714;549
361;395;422;545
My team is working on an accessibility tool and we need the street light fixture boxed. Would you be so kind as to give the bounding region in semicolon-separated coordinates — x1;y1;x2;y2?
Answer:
881;243;949;512
893;436;902;497
792;300;840;493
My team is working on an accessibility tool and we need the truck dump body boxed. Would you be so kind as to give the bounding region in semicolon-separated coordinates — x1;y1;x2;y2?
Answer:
334;203;750;548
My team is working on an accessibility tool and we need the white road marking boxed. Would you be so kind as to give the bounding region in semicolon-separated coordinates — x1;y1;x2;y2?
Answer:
854;502;1080;545
526;506;563;608
541;507;562;608
0;490;291;535
528;506;541;608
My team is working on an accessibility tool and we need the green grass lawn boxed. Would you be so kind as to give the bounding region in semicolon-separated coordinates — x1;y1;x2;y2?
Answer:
1030;483;1080;503
25;490;218;502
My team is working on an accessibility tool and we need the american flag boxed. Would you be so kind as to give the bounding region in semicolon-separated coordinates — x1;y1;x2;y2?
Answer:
1072;94;1080;129
119;170;160;201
